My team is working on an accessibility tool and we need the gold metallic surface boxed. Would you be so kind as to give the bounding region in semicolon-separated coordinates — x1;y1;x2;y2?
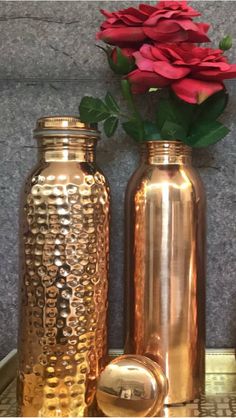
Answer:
35;116;98;132
96;354;168;417
205;349;236;375
17;117;110;417
1;350;235;418
125;141;206;405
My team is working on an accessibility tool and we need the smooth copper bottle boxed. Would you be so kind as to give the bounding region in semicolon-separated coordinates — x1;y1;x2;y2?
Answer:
18;117;110;416
125;141;206;405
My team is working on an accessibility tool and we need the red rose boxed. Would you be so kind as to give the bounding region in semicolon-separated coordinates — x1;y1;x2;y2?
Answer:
127;43;236;103
96;1;210;46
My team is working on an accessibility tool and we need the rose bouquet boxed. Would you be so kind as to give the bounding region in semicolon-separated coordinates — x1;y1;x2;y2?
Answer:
79;1;236;147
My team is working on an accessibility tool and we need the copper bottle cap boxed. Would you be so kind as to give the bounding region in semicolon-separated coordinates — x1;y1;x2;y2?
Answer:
34;116;99;138
96;354;168;417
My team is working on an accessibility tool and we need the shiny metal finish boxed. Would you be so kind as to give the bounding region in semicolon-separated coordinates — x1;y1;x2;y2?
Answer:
34;116;99;138
17;117;110;416
96;354;168;417
125;141;206;405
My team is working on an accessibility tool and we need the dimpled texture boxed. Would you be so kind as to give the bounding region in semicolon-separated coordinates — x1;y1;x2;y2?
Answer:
18;160;110;417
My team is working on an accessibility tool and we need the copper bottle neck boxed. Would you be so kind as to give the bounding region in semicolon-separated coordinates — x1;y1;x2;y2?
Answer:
142;141;192;165
38;136;96;162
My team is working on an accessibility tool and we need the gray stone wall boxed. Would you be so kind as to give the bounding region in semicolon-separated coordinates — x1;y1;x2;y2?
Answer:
0;1;235;359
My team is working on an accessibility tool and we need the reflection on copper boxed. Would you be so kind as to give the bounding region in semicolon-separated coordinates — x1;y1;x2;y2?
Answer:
97;355;168;417
125;141;206;404
18;117;110;416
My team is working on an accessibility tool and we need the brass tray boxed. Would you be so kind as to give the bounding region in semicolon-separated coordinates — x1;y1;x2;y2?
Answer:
0;349;235;417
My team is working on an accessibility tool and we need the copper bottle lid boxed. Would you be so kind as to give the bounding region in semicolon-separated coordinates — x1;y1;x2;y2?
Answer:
34;116;99;138
96;354;168;417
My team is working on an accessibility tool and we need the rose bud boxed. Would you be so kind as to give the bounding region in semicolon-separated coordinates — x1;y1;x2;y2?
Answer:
108;47;136;75
219;35;233;51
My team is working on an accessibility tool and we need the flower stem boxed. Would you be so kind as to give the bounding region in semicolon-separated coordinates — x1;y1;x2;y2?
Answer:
121;79;142;121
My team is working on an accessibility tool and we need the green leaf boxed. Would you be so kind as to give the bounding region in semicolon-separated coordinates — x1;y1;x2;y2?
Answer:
105;92;120;113
143;121;161;141
161;120;187;141
156;96;195;134
194;90;228;123
103;116;119;137
186;121;230;148
122;119;144;142
79;96;110;123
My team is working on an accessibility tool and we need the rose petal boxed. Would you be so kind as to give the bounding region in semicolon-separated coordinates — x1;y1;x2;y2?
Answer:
158;44;184;60
154;61;190;79
197;64;236;80
171;78;224;104
117;7;147;22
156;1;201;17
151;47;169;62
198;61;231;71
100;9;113;18
127;69;170;93
198;22;211;34
145;10;180;25
175;59;200;66
187;29;210;43
174;18;200;31
134;52;155;71
152;20;183;34
143;26;188;42
97;27;146;44
139;4;158;14
139;44;155;60
122;15;145;25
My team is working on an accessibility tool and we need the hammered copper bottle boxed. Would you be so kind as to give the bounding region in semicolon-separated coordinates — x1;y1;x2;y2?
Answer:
125;141;206;405
17;117;110;417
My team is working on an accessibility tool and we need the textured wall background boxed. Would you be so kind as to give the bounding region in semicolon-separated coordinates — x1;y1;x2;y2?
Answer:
0;1;235;359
